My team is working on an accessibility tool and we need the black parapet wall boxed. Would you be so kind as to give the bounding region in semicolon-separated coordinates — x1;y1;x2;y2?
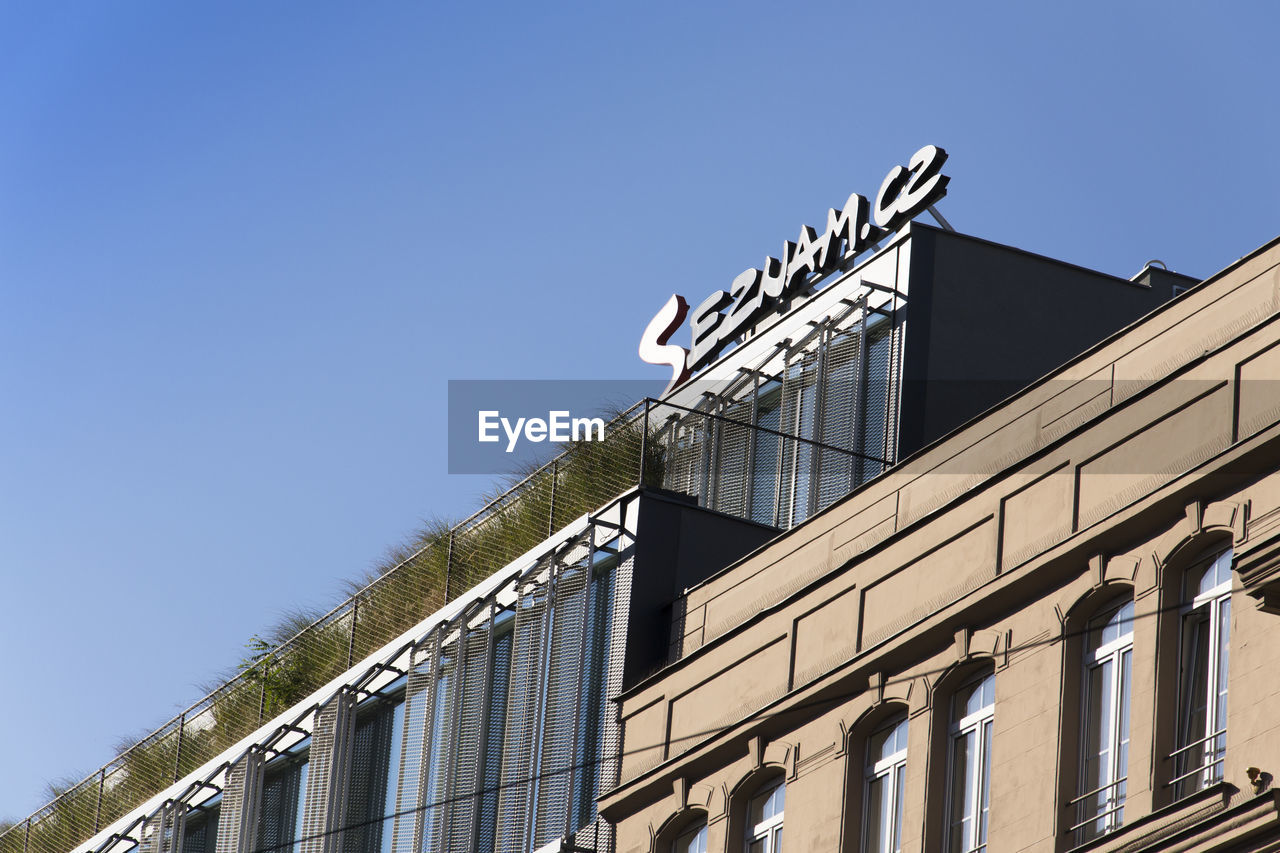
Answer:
896;225;1197;458
623;488;778;687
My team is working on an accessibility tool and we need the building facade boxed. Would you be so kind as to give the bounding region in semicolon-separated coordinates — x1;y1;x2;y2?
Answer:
8;178;1259;853
599;236;1280;853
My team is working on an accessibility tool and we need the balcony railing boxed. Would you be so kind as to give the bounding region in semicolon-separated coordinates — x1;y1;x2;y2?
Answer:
1167;727;1227;799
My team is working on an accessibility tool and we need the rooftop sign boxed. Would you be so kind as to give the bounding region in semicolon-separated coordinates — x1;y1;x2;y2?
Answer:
640;145;950;394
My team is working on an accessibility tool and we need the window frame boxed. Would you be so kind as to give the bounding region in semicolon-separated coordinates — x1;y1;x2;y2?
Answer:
862;715;908;853
1170;549;1232;799
943;672;994;853
671;818;708;853
1070;598;1134;844
744;778;785;853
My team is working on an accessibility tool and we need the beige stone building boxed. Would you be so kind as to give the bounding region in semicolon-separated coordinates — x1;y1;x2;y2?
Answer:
599;236;1280;853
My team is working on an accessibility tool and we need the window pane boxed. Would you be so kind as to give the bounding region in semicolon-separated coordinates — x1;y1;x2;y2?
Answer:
1084;659;1113;795
869;728;893;764
1178;610;1211;793
1117;648;1131;811
893;768;905;853
978;720;991;846
1212;597;1230;779
1212;550;1233;589
673;822;706;853
865;775;886;853
948;730;974;851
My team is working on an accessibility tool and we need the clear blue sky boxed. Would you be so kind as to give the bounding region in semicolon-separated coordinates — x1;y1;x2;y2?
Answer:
2;0;1277;820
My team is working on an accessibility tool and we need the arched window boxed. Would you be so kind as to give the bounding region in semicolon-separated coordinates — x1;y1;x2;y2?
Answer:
1171;548;1232;799
945;671;993;853
1071;598;1134;844
745;778;785;853
672;819;708;853
863;715;908;853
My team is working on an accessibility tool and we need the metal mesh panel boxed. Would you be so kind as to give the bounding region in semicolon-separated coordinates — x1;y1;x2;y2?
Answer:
421;644;458;853
389;634;438;853
300;694;355;853
341;698;397;853
571;542;618;833
139;804;180;853
442;612;495;852
476;615;513;853
857;315;896;485
256;751;307;853
586;541;633;853
532;546;590;848
710;399;752;518
749;381;784;527
495;568;551;853
816;318;863;510
661;410;708;502
215;754;262;853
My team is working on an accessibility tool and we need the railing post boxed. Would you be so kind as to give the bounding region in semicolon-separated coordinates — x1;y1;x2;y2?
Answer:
94;768;105;832
347;599;358;669
23;818;30;853
548;458;558;537
173;713;185;782
445;528;455;603
638;400;649;487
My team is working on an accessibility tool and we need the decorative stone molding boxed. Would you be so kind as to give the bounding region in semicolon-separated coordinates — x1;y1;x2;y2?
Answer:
1233;526;1280;614
1151;499;1246;568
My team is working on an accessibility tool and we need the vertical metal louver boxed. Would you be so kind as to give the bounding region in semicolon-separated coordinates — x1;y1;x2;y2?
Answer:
342;698;398;853
300;693;356;853
750;380;783;527
441;606;495;851
573;540;632;853
141;803;183;853
662;410;709;504
532;542;591;849
711;398;752;518
420;643;457;853
815;308;865;511
856;315;896;485
776;349;820;527
389;631;440;853
494;565;552;853
475;615;513;853
215;752;263;853
257;749;308;853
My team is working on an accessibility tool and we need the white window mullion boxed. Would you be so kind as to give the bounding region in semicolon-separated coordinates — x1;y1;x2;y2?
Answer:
1107;649;1123;831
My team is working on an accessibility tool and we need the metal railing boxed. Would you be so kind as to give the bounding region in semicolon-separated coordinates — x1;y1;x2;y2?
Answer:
642;397;887;529
1167;728;1227;796
1066;776;1127;840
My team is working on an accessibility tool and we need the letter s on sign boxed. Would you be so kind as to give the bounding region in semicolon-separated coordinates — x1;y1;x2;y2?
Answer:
639;294;692;396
